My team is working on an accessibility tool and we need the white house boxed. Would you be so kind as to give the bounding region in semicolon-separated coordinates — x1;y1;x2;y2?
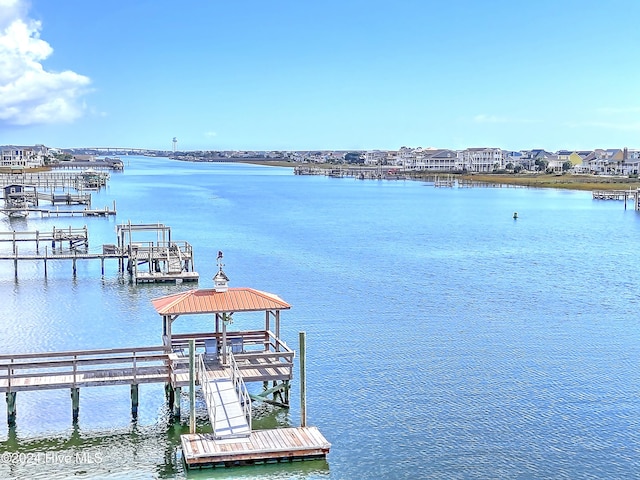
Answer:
462;148;503;172
1;145;48;168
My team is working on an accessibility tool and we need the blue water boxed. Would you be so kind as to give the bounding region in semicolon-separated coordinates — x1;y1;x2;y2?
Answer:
1;157;640;479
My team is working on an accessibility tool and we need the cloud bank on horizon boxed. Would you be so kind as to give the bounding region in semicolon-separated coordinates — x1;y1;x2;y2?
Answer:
0;0;90;126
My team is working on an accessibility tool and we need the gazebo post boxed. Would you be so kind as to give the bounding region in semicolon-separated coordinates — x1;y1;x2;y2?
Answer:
265;312;270;353
162;314;175;352
275;310;280;351
222;314;227;365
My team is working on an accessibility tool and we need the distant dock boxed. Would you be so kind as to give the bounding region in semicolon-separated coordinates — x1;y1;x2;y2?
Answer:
0;223;199;283
592;189;640;210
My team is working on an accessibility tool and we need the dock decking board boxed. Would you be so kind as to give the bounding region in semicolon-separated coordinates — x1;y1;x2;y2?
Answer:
181;426;330;468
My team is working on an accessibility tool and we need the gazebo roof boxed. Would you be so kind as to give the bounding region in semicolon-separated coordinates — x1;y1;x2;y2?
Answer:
151;287;291;316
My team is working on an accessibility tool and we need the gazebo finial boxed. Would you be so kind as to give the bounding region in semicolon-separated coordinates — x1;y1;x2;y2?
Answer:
213;250;229;292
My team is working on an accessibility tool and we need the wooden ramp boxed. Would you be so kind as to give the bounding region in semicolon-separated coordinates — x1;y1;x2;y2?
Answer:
181;426;331;468
205;378;250;438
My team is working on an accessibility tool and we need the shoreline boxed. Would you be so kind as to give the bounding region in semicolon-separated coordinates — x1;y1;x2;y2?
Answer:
237;160;640;191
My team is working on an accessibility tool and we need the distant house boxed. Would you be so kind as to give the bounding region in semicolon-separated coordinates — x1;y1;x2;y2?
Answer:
586;148;627;174
462;148;503;172
1;145;48;168
556;150;584;167
416;149;461;171
518;149;553;171
546;155;564;173
364;150;388;165
504;151;524;169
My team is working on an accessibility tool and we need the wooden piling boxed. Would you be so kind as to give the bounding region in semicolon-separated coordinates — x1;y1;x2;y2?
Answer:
173;386;181;419
131;384;139;419
71;387;80;423
189;339;195;434
6;392;16;427
299;331;307;427
165;384;181;419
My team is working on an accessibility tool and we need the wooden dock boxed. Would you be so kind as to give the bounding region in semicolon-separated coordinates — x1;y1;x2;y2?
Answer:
0;223;199;283
0;205;116;218
0;226;89;250
0;264;330;470
116;223;199;283
181;426;331;468
0;346;169;393
592;189;640;210
36;191;92;205
0;172;110;190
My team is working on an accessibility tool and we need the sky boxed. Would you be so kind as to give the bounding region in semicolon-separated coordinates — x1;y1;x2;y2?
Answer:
1;0;640;152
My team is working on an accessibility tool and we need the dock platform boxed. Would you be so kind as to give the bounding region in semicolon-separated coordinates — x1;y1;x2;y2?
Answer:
181;426;331;468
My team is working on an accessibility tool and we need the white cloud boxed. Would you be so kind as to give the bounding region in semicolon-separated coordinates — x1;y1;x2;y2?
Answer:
204;131;217;137
0;0;91;126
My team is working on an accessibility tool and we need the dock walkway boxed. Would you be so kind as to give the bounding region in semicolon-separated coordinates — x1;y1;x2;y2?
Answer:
205;378;251;438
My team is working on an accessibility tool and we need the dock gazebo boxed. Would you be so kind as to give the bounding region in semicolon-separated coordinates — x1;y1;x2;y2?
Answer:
152;255;295;408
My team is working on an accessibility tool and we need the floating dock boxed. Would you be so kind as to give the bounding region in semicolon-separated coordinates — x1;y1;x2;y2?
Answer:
181;427;331;468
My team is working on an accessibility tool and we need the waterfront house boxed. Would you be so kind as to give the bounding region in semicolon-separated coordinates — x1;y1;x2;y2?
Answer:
557;150;583;167
364;150;388;166
462;148;503;172
0;145;48;169
546;155;564;173
417;149;462;171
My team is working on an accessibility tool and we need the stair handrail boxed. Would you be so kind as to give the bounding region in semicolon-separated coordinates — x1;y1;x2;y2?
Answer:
197;353;218;432
228;350;252;432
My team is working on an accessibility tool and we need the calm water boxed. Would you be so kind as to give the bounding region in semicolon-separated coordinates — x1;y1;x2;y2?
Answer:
1;157;640;479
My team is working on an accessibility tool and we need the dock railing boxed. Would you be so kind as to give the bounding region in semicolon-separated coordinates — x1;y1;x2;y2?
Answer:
198;353;218;432
0;346;170;392
227;350;252;432
171;330;294;378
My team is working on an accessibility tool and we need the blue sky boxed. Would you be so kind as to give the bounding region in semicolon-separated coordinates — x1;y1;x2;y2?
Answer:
1;0;640;152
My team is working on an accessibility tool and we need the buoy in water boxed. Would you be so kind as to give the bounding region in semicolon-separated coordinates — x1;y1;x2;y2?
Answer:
513;212;518;219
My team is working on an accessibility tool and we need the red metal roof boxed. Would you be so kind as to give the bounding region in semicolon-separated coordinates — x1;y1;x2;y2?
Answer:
151;287;291;316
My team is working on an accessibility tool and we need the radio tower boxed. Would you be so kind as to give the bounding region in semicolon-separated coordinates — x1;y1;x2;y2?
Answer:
172;137;177;155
